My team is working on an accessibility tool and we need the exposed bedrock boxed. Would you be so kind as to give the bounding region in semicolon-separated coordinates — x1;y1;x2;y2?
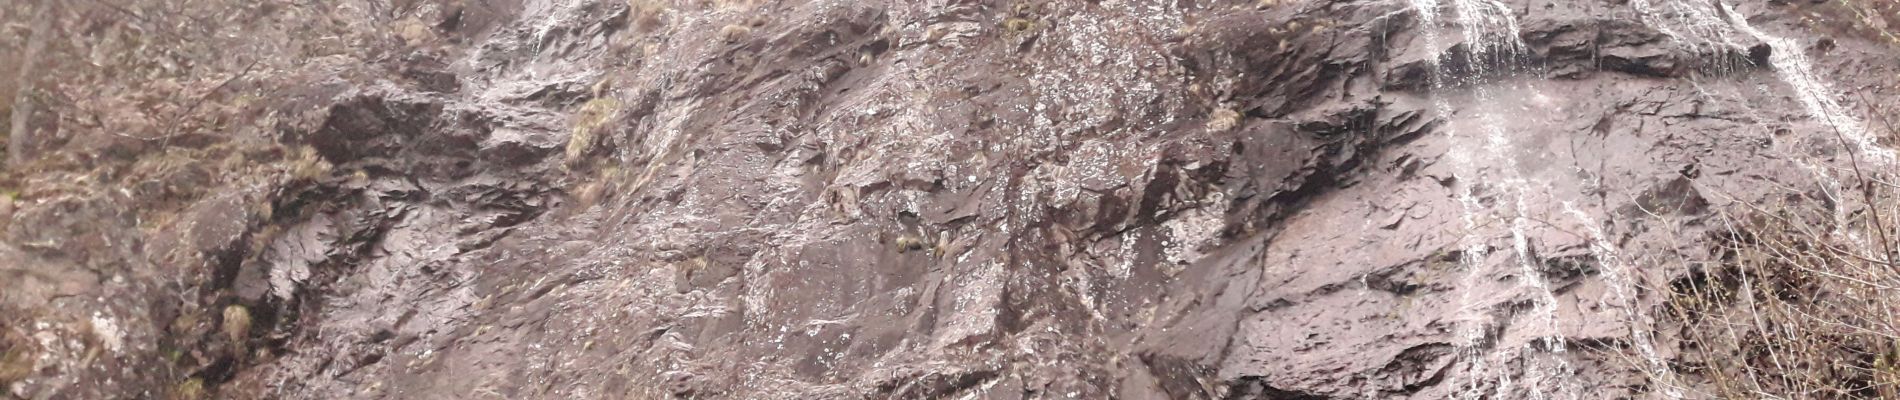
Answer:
3;0;1898;398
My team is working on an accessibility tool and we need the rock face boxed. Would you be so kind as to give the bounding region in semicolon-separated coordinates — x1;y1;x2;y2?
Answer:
3;0;1900;398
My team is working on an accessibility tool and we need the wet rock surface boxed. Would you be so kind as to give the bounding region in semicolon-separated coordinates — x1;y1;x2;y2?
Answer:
2;0;1899;398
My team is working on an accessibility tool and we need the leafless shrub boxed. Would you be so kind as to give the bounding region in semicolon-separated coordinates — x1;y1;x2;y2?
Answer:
1665;197;1900;399
1661;30;1900;395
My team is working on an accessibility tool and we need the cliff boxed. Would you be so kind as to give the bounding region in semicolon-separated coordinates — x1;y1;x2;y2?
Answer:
3;0;1899;398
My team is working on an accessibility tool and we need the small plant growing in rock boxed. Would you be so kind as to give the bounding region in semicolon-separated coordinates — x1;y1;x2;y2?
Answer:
893;234;928;253
0;332;35;386
287;146;332;182
566;93;622;167
170;377;206;400
1003;18;1036;34
1207;108;1242;132
719;24;752;43
892;231;950;258
626;0;671;31
222;304;252;345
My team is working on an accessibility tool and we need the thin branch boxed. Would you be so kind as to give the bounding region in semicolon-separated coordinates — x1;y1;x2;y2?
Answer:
155;59;262;145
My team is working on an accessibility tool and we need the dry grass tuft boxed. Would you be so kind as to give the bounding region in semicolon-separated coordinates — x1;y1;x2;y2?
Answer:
1666;201;1900;399
1207;108;1242;132
0;329;35;386
566;96;622;167
626;0;671;31
718;24;752;43
221;304;252;345
169;377;206;400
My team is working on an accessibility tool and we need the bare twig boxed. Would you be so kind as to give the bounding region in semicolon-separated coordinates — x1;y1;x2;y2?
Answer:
1819;104;1897;272
157;59;261;145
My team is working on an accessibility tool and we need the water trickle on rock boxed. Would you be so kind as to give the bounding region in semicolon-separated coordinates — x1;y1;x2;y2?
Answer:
1644;0;1895;258
1562;201;1686;399
1718;3;1895;166
1407;0;1589;397
1402;0;1501;395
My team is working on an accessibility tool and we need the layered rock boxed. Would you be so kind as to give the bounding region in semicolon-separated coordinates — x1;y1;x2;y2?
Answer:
3;0;1898;398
